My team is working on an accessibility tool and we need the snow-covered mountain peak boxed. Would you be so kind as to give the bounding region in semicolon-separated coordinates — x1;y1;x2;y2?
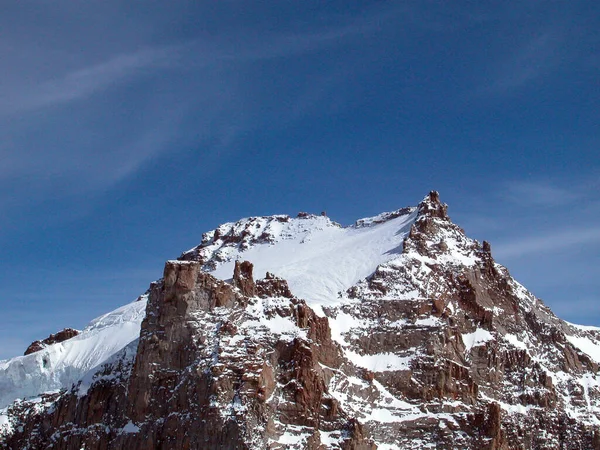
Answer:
3;192;600;449
177;193;479;307
182;205;418;305
180;213;341;267
416;190;449;221
351;206;416;228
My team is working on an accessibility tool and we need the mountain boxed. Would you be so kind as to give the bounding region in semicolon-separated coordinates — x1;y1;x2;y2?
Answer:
1;192;599;449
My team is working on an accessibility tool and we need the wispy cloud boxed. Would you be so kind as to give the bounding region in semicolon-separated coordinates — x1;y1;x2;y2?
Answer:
501;180;581;207
0;6;402;217
457;177;600;263
494;226;600;260
1;4;399;117
0;98;187;186
2;46;178;115
491;33;559;92
469;31;565;97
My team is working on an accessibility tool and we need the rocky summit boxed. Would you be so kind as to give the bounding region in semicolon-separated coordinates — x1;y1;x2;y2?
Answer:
1;192;600;449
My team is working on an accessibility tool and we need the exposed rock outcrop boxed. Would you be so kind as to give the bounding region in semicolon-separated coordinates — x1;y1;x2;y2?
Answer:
233;260;256;297
24;328;80;355
3;262;374;449
324;193;600;448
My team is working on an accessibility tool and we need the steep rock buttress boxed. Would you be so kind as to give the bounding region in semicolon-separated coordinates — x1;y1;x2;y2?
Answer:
2;261;374;450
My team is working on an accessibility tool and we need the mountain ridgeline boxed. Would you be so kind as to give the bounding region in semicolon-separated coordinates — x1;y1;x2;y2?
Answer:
1;192;599;449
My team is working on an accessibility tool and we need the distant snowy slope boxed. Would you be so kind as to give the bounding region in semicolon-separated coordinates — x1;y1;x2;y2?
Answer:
0;298;146;409
187;208;417;305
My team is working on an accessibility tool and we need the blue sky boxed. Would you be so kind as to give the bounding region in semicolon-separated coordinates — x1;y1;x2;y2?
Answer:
0;1;598;359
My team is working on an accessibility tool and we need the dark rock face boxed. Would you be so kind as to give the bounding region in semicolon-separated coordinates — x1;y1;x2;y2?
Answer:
3;192;600;449
417;190;448;220
326;194;600;448
233;260;256;297
256;272;294;299
3;262;373;449
24;328;80;355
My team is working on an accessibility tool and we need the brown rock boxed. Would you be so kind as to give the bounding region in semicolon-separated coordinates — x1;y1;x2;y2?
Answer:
24;328;80;355
256;272;294;298
233;260;256;297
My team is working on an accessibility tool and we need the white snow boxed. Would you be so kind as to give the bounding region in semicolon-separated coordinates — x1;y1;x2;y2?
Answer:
0;409;11;437
567;322;600;332
479;393;533;415
242;298;307;341
327;309;368;346
364;408;403;423
0;298;146;409
566;335;600;364
461;329;494;352
504;333;528;351
76;338;139;398
319;430;342;447
122;421;140;433
415;317;441;327
273;424;312;446
345;350;413;372
209;210;417;305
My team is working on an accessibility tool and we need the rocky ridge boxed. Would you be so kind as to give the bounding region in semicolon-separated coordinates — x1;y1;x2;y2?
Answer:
24;328;80;356
1;192;600;449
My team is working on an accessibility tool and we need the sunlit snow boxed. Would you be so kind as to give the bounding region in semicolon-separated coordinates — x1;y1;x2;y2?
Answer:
461;329;494;352
209;210;417;305
0;298;146;409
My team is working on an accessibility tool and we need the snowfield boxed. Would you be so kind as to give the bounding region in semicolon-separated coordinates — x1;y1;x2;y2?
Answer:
208;209;417;305
0;298;146;409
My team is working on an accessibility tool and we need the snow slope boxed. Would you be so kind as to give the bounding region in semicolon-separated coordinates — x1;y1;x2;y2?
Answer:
0;298;146;409
204;209;418;305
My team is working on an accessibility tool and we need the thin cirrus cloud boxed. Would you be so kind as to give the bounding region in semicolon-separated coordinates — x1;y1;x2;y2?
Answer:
494;33;559;91
474;32;563;96
0;10;404;216
1;46;179;115
501;180;581;207
493;226;600;260
2;3;400;117
459;178;600;263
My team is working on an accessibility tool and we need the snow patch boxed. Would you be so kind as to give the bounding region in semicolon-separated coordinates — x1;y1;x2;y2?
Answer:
504;333;528;351
207;210;417;305
566;335;600;364
345;351;413;372
462;329;494;352
122;421;140;433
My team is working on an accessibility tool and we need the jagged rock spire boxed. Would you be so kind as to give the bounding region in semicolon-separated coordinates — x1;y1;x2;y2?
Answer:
417;190;449;220
233;260;256;297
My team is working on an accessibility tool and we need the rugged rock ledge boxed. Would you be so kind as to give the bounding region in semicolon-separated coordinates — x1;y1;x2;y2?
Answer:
24;328;80;355
3;261;374;449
